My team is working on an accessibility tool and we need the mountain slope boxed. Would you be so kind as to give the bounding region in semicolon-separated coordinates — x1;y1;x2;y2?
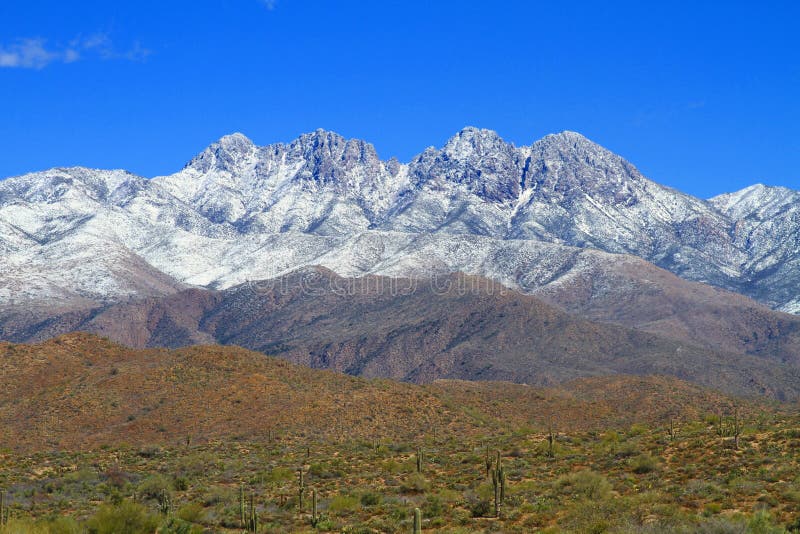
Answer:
0;332;769;452
7;269;800;400
710;184;800;313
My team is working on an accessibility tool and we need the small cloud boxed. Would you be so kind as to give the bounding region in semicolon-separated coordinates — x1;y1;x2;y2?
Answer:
0;33;150;69
64;49;80;63
0;39;56;69
121;41;151;62
261;0;277;10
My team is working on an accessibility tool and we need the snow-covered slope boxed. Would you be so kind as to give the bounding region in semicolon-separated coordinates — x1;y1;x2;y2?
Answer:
710;184;800;312
0;128;797;315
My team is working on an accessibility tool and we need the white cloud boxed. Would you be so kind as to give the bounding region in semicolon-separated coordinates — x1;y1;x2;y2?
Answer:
261;0;277;10
0;39;56;69
0;34;150;69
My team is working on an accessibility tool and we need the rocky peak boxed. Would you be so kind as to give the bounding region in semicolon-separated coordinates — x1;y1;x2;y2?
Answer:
523;131;649;203
408;127;522;202
185;133;256;173
710;184;799;220
289;129;385;186
442;127;511;159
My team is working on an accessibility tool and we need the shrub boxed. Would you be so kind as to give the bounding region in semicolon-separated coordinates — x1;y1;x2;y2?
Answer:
423;494;444;518
137;474;171;500
747;510;784;534
400;473;430;494
631;454;659;474
309;462;343;479
137;446;161;458
467;496;492;518
328;494;360;513
360;491;382;506
49;517;83;534
86;501;160;534
176;502;206;524
0;519;50;534
173;476;190;491
557;470;612;500
265;467;294;484
159;518;205;534
615;442;640;459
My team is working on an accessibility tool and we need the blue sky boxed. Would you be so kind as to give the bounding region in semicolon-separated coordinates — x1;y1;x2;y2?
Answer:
1;0;798;198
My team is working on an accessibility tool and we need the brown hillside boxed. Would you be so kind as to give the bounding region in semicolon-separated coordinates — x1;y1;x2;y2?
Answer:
0;333;777;453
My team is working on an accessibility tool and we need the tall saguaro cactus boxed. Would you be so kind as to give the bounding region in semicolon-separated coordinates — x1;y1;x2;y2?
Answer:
310;488;319;527
298;468;305;510
239;484;246;529
413;507;422;534
248;492;258;533
491;450;506;518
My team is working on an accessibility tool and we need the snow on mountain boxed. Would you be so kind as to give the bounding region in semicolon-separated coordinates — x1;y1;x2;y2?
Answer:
155;129;409;235
710;184;800;309
0;129;798;315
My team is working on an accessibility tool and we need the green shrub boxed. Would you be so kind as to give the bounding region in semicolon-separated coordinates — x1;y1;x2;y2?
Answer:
173;476;189;491
423;494;444;518
747;510;784;534
86;500;160;534
265;467;294;484
468;496;491;518
615;442;640;459
1;519;50;534
159;518;205;534
359;491;382;506
328;494;360;513
557;470;612;500
176;502;206;524
48;517;83;534
137;474;171;500
631;454;659;474
400;473;430;494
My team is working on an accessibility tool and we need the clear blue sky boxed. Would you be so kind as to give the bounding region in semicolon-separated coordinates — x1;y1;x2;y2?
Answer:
1;0;798;198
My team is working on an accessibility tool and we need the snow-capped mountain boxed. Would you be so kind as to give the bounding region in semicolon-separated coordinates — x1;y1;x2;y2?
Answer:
0;127;797;315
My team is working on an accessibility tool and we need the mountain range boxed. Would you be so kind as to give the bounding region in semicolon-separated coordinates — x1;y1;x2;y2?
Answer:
1;127;798;397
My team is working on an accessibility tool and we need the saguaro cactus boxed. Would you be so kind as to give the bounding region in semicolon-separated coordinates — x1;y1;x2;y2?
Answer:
416;448;424;473
1;489;5;526
298;469;305;510
491;450;506;517
310;488;319;527
413;507;422;533
158;489;172;516
239;484;246;528
248;492;258;533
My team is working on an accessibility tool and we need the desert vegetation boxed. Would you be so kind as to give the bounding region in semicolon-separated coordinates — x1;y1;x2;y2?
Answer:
1;335;800;532
2;405;800;532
